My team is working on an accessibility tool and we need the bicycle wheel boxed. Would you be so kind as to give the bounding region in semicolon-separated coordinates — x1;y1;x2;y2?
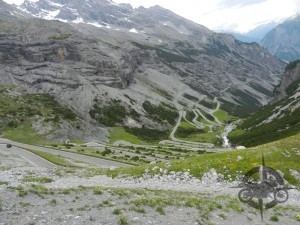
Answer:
274;189;288;203
238;188;252;203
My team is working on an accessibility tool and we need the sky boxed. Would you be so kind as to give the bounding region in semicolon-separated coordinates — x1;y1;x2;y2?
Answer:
113;0;300;33
4;0;300;33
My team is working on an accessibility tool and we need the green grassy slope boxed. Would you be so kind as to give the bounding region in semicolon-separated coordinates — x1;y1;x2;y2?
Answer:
109;133;300;186
0;85;78;145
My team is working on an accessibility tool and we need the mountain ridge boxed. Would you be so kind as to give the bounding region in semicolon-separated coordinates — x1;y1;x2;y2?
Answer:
261;15;300;62
0;0;286;143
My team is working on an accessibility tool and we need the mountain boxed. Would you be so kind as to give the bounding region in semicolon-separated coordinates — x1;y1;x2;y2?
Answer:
0;0;29;19
224;21;280;43
229;60;300;147
0;0;286;142
261;15;300;62
225;32;259;43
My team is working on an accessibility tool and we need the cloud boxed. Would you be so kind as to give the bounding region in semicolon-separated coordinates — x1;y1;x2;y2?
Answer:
218;0;268;7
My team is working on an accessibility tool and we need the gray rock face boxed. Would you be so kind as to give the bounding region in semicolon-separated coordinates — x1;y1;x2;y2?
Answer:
272;61;300;102
261;15;300;62
0;0;30;19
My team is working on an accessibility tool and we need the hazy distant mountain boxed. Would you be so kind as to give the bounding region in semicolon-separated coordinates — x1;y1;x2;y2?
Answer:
261;15;300;62
223;21;280;43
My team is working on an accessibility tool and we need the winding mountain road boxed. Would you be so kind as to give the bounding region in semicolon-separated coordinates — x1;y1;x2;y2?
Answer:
0;144;55;168
0;138;131;169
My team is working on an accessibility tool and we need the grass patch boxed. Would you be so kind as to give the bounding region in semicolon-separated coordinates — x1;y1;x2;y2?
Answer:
156;206;166;215
0;181;8;185
176;121;204;138
109;127;145;145
113;208;122;215
185;111;195;122
23;176;53;183
93;187;103;195
118;217;129;225
0;86;78;145
213;109;236;123
9;186;27;197
25;148;71;167
4;125;55;145
270;215;279;222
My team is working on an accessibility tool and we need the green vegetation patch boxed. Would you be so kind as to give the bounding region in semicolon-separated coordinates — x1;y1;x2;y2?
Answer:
213;109;236;123
90;100;139;126
249;82;273;97
176;121;204;138
23;176;53;183
142;101;178;125
285;78;300;95
25;148;71;167
185;111;195;122
286;60;300;71
183;93;199;102
0;86;78;145
230;108;300;147
124;127;169;143
109;127;145;145
199;99;217;109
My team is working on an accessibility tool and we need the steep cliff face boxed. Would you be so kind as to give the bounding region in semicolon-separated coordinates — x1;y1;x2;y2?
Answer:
273;61;300;102
0;19;138;113
261;15;300;62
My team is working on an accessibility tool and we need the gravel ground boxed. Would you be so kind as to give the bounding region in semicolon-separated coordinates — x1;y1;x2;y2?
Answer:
1;143;300;225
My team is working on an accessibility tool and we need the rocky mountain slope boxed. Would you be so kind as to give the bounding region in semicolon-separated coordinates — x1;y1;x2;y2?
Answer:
229;61;300;147
0;0;286;142
261;15;300;62
0;0;29;19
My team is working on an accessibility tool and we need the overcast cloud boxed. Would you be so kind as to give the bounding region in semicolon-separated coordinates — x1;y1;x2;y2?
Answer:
113;0;300;33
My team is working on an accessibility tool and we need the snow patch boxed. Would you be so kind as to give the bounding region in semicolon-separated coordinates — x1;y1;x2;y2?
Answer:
49;2;64;7
56;18;68;23
129;28;138;33
43;9;60;20
72;17;84;24
108;0;118;6
87;22;104;28
107;14;117;18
